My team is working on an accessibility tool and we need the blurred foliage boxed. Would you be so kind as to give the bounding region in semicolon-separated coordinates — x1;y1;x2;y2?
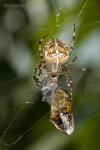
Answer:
0;0;100;150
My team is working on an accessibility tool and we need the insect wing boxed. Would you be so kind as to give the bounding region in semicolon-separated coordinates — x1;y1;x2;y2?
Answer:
51;120;65;133
60;112;74;135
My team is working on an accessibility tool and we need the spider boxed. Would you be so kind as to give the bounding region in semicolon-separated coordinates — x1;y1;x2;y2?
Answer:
33;24;76;100
33;24;76;134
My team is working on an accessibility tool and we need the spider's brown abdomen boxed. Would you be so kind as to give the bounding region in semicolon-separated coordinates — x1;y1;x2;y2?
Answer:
43;39;69;65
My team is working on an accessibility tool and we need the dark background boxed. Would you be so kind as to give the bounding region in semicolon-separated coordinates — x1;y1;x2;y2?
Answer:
0;0;100;150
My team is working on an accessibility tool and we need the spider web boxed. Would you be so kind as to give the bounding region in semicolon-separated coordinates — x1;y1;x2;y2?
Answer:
0;0;100;149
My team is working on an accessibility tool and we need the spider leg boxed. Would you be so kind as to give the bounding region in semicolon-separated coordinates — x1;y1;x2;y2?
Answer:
33;60;47;87
33;34;49;86
39;34;49;58
69;24;76;55
62;64;73;100
72;56;77;63
69;56;77;65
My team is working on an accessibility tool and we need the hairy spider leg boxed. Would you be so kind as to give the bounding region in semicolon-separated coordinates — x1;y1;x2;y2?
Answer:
33;60;47;87
69;56;77;65
71;56;77;63
69;24;76;55
39;34;49;58
33;34;49;86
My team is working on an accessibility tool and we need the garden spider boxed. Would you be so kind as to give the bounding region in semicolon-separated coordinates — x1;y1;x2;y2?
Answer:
33;24;76;100
33;24;76;134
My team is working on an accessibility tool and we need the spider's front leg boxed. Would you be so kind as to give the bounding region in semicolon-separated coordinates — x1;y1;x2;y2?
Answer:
62;64;73;100
69;24;76;55
33;60;47;87
38;34;49;58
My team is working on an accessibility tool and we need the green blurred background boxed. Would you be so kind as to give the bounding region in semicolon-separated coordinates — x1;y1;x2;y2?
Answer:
0;0;100;150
